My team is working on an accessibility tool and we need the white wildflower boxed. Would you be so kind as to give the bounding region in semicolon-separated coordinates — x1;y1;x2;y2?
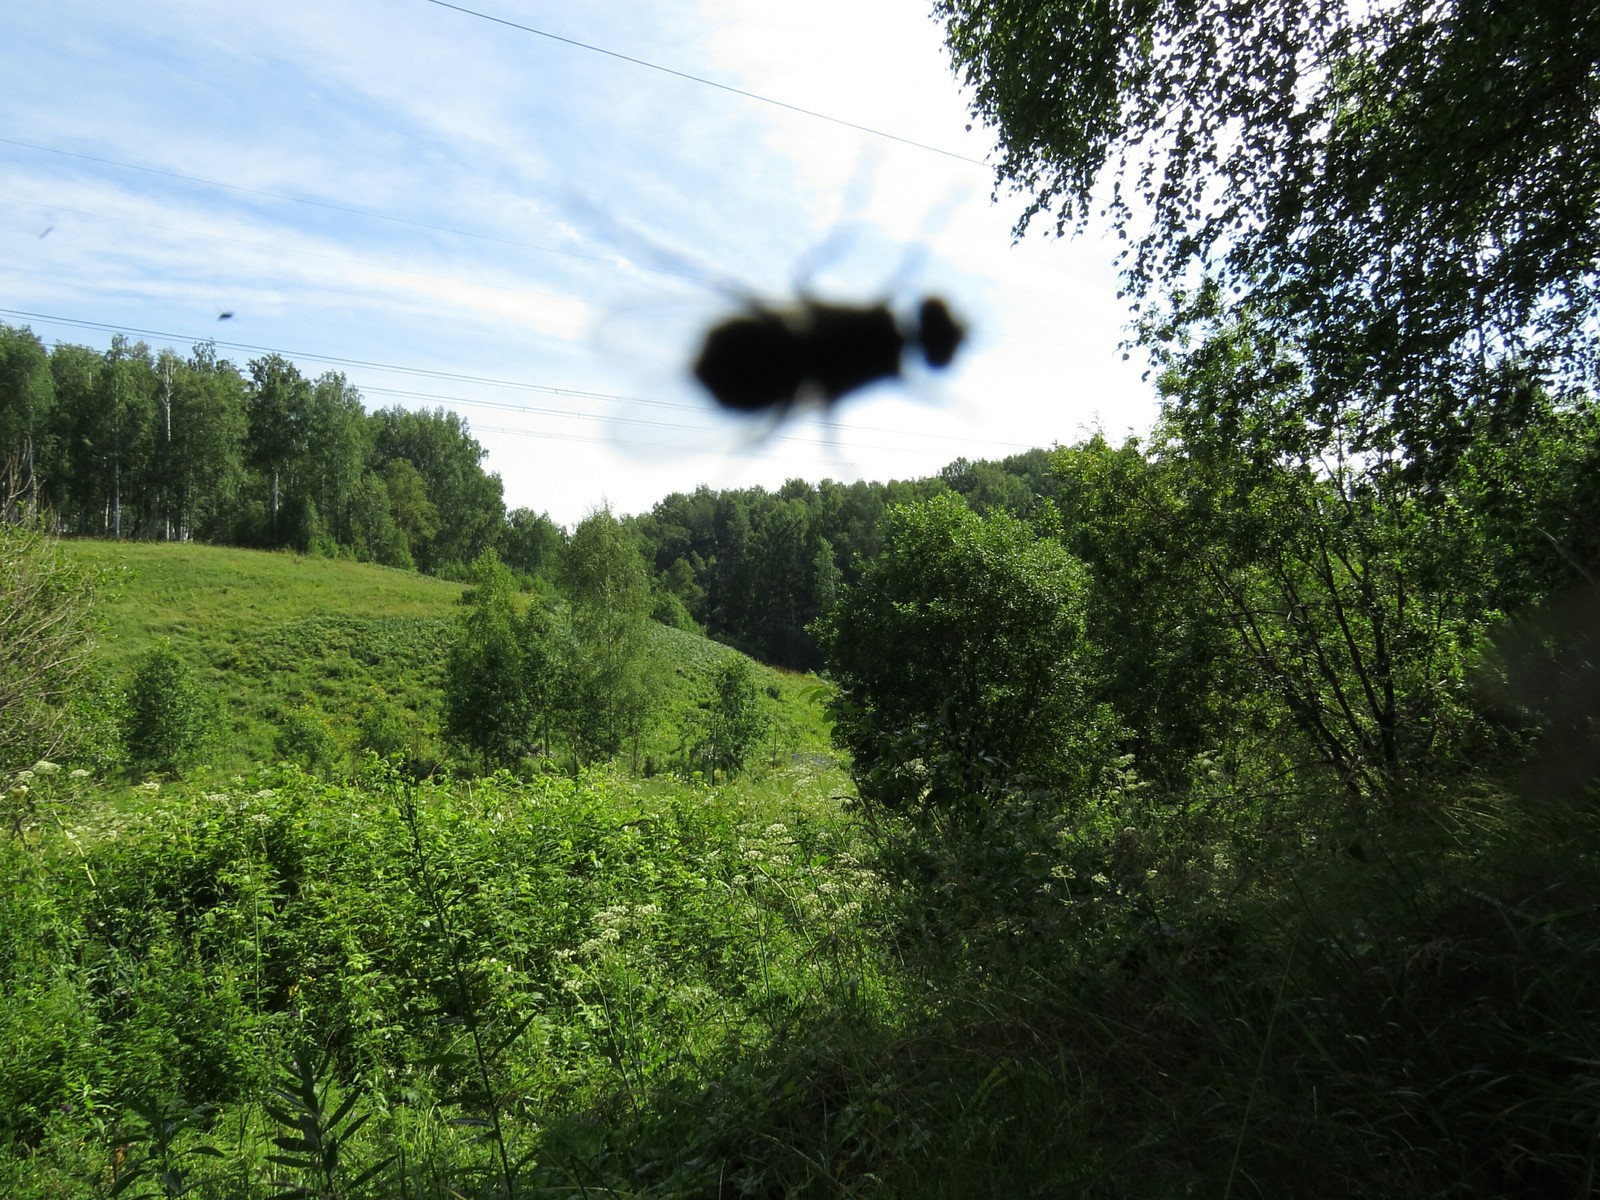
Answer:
69;769;91;780
577;927;621;957
31;760;61;776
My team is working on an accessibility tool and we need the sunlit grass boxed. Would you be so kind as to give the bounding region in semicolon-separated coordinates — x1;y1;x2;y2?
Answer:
58;540;834;776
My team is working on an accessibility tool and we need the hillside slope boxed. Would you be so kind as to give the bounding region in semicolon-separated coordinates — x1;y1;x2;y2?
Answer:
61;540;833;775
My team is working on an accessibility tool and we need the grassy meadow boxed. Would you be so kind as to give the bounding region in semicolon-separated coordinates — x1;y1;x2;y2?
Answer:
2;541;1597;1197
61;540;831;778
64;541;469;772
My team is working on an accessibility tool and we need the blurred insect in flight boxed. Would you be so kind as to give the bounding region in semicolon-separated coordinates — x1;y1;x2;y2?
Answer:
691;295;964;419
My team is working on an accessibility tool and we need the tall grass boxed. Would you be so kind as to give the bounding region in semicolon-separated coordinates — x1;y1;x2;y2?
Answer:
2;622;1595;1197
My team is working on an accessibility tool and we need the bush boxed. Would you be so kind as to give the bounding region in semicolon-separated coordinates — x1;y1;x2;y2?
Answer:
690;657;768;783
0;522;100;772
122;644;217;776
274;708;338;777
652;588;700;633
816;493;1114;830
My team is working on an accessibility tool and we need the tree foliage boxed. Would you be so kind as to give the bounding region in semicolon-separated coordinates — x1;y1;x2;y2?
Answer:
1052;435;1253;786
939;0;1600;449
0;325;53;516
444;550;534;772
692;657;768;784
561;507;662;769
122;643;216;776
817;493;1107;827
0;321;530;580
370;406;505;574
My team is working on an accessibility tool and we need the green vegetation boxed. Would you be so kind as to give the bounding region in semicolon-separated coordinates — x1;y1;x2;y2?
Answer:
0;329;565;584
818;492;1108;825
4;3;1600;1194
61;540;467;774
936;0;1600;439
0;765;875;1197
0;521;102;771
689;657;769;784
629;452;1064;671
121;643;217;777
3;726;1597;1196
443;550;542;773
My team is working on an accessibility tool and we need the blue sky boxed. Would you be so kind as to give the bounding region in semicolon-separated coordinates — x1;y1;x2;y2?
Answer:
0;0;1159;527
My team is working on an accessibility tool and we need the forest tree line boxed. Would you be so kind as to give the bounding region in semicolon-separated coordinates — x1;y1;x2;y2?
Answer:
0;324;562;580
0;317;1073;669
626;448;1064;668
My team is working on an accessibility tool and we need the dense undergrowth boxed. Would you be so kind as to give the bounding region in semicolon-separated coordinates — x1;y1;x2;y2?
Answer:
3;752;1595;1198
5;526;1595;1197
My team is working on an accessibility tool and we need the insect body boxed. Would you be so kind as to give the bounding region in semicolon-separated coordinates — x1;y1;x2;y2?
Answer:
692;296;963;417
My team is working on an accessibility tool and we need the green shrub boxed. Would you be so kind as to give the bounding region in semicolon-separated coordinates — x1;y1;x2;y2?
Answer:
274;708;338;776
0;522;100;772
689;657;768;783
122;644;216;776
652;588;700;633
356;693;411;763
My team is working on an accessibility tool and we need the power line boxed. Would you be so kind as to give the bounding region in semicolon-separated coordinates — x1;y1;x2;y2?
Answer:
3;191;1085;360
422;0;989;168
0;308;1036;455
0;307;626;397
469;422;898;470
0;194;599;311
360;385;1034;456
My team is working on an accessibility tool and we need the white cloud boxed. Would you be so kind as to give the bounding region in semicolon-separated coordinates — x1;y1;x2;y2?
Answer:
0;0;1158;528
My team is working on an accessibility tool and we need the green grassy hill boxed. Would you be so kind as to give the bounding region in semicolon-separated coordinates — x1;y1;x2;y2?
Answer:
64;541;468;771
62;540;833;775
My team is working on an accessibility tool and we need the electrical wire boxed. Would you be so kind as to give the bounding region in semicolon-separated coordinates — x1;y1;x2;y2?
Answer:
0;308;1037;456
421;0;989;168
0;194;601;311
358;385;1035;456
1;191;1081;358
